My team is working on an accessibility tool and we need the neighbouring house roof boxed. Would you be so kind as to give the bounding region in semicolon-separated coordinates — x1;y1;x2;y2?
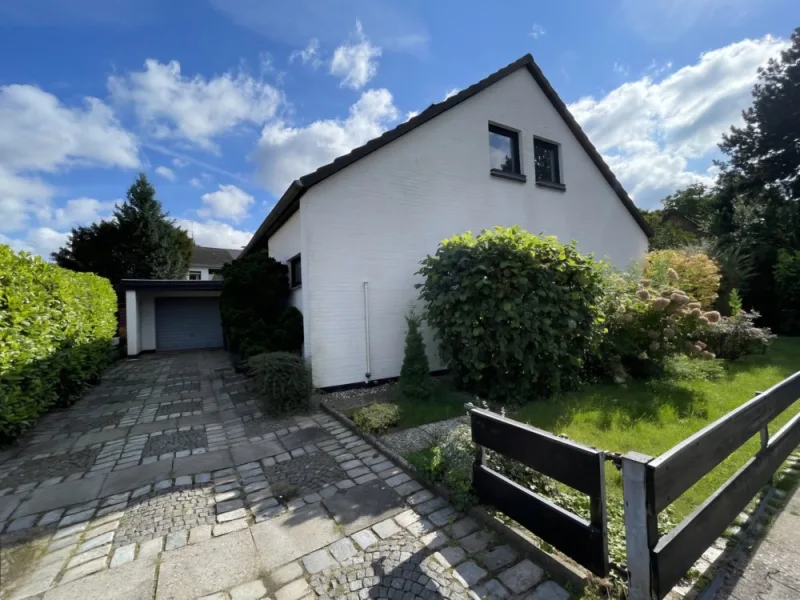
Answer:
662;210;703;236
121;279;223;291
191;246;241;267
242;54;652;257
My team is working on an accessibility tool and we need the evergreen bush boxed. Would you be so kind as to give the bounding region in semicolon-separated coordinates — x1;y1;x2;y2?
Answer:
399;312;434;401
246;352;313;414
1;245;117;442
352;403;401;434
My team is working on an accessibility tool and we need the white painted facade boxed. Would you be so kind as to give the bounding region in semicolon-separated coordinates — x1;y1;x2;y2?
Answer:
267;67;648;388
187;266;213;281
125;289;221;356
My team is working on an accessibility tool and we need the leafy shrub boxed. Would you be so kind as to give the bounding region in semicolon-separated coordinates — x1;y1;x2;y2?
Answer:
700;310;775;360
595;270;718;382
436;424;477;509
220;250;303;360
246;352;313;414
645;249;721;308
417;226;606;403
399;312;434;401
353;403;401;434
774;249;800;334
1;246;117;442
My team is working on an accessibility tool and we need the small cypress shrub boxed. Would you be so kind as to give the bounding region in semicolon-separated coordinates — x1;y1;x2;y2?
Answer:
246;352;313;414
399;312;434;401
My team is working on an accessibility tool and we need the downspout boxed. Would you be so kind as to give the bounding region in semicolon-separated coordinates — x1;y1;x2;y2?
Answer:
363;281;371;383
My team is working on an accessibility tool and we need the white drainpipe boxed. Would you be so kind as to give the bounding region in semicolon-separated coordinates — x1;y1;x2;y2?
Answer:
363;281;371;383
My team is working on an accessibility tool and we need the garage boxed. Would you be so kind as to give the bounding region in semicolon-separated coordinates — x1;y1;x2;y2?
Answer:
122;279;224;356
155;297;223;351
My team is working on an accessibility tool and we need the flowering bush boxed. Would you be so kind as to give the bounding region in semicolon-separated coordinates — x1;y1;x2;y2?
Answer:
645;249;721;308
596;269;720;382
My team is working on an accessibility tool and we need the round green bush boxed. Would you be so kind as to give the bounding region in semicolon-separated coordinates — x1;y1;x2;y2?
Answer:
352;403;401;434
416;226;606;403
246;352;313;414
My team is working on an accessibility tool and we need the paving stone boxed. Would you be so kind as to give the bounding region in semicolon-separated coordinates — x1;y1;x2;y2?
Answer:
405;518;436;537
270;561;304;587
39;508;65;527
393;480;423;496
322;479;404;534
138;537;164;558
250;503;343;571
497;560;544;594
197;594;227;600
328;537;358;562
7;514;37;532
110;543;137;568
351;528;379;550
58;508;95;527
460;530;495;554
79;530;115;553
213;518;249;536
101;459;174;497
190;524;213;543
416;497;448;515
15;476;105;517
43;555;157;600
407;489;434;506
480;545;519;571
448;517;479;540
429;506;456;526
525;580;570;600
453;560;488;587
217;498;245;513
384;473;411;487
217;508;248;523
49;533;81;551
474;578;511;600
420;530;450;550
434;546;468;567
60;556;108;583
354;473;378;485
302;548;337;573
156;529;258;600
7;560;62;599
372;518;401;539
165;530;189;550
274;578;312;600
230;579;268;600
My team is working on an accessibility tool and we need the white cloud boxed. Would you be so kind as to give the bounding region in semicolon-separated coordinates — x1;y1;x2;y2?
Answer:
290;38;322;68
530;24;546;39
1;227;69;257
0;166;54;232
109;59;283;150
44;197;118;229
568;35;787;207
443;88;460;101
189;177;203;188
254;88;399;195
176;218;252;249
330;20;382;90
155;165;176;181
172;157;189;168
0;84;139;173
405;110;420;122
613;62;629;77
198;184;254;222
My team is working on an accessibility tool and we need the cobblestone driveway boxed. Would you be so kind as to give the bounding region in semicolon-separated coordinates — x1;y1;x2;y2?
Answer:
0;351;561;600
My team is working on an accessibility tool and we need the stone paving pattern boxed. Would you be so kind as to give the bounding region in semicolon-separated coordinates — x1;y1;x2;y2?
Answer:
0;351;563;600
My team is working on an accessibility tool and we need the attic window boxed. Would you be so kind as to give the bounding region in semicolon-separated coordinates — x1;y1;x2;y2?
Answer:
534;138;564;188
489;125;521;175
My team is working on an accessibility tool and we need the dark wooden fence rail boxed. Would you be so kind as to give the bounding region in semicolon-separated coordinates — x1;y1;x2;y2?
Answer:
624;370;800;600
469;407;609;576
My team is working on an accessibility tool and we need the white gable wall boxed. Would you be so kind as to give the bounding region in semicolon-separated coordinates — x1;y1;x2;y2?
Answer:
296;67;648;387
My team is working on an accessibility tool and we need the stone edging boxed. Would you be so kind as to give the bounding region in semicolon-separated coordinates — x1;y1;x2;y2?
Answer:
319;399;589;593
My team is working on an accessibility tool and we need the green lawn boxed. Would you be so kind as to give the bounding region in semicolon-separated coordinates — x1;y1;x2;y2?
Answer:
512;337;800;522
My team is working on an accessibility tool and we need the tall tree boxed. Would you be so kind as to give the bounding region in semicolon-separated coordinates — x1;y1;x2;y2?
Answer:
661;184;717;232
53;174;193;283
711;27;800;328
640;209;698;250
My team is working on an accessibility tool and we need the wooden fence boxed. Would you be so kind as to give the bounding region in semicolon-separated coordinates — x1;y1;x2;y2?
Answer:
469;407;610;576
623;370;800;600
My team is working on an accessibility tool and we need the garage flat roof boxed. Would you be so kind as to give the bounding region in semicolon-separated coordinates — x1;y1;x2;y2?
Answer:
121;279;223;291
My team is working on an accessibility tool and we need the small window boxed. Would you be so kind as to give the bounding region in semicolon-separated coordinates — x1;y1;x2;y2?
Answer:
289;254;302;288
489;125;521;174
188;270;202;281
534;138;562;185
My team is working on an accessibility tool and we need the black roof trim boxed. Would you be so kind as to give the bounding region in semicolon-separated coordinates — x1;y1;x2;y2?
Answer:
121;279;223;291
242;54;651;256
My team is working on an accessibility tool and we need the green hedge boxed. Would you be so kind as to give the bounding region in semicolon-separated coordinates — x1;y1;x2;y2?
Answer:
1;245;117;442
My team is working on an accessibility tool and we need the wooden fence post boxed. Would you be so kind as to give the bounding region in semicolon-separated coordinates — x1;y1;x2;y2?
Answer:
622;451;658;600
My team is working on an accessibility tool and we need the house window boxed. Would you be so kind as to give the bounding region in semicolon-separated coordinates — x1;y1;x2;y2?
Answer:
534;138;562;185
188;270;202;281
209;269;223;281
289;254;302;288
489;125;521;174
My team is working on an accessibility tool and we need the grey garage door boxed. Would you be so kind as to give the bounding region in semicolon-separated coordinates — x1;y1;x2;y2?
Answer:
155;297;224;351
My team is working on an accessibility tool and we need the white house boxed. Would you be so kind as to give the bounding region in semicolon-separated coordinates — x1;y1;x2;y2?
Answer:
187;246;241;281
245;54;651;388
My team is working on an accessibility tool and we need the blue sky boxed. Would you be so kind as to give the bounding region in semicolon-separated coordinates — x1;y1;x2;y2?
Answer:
0;0;795;256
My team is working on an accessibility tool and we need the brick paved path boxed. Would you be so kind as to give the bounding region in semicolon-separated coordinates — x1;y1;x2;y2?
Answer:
0;351;564;600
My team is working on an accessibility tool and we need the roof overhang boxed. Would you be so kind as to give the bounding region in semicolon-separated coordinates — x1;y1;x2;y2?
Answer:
121;279;223;292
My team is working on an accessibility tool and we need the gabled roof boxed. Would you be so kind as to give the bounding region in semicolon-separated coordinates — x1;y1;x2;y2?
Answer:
243;53;651;256
191;246;241;267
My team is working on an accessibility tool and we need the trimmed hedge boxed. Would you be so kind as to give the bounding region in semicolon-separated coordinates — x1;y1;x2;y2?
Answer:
1;245;117;442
